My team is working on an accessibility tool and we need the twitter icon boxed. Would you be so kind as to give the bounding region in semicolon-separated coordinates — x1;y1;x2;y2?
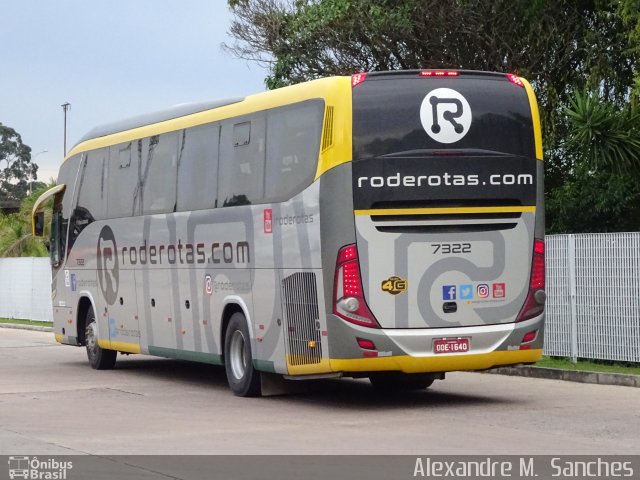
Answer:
459;284;473;299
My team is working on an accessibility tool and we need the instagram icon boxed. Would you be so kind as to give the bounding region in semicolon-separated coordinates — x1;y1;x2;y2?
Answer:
477;283;490;298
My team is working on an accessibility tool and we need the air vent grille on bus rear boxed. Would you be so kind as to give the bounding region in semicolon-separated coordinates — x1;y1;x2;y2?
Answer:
370;211;522;234
282;272;322;365
322;106;334;151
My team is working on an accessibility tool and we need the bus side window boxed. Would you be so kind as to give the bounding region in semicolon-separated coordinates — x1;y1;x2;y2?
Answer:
218;115;266;207
176;124;219;212
141;132;179;215
107;142;140;218
76;148;107;221
265;100;324;202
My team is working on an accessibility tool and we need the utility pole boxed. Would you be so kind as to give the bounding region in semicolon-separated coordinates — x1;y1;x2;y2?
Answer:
61;102;71;156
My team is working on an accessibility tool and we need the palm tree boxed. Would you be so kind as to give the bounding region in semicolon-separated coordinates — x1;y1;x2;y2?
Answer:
565;89;640;173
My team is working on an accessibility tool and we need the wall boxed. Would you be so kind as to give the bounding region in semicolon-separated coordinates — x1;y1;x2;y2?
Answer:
0;257;53;322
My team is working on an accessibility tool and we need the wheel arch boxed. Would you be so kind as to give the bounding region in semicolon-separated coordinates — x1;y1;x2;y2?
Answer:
219;296;254;362
76;291;98;346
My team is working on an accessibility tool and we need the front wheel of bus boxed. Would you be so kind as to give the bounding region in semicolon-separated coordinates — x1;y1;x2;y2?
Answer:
369;372;434;391
224;312;261;397
85;308;117;370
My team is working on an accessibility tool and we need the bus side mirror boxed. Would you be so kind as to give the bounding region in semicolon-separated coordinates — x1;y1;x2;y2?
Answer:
34;211;45;237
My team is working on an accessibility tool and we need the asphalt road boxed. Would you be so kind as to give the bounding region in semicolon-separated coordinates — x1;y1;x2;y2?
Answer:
1;328;638;455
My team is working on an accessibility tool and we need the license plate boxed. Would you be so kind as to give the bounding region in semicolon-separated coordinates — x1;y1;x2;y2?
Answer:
433;338;470;354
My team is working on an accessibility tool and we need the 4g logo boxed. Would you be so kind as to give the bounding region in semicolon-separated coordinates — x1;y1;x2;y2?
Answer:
381;276;408;295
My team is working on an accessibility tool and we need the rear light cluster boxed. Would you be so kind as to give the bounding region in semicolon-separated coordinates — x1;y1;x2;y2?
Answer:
351;72;367;88
519;330;539;350
506;73;525;87
516;238;546;322
333;244;380;328
420;70;459;77
356;338;376;350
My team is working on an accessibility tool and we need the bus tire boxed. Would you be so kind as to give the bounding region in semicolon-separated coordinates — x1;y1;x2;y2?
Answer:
369;372;434;391
85;307;117;370
224;312;261;397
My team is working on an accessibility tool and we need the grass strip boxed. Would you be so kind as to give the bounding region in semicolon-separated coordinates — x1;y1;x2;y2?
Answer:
0;318;52;327
536;356;640;376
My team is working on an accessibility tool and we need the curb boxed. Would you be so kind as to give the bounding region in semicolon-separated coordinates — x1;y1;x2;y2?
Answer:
0;323;53;332
486;365;640;388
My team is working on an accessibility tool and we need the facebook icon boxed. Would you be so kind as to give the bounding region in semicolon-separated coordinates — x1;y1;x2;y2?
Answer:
442;285;457;300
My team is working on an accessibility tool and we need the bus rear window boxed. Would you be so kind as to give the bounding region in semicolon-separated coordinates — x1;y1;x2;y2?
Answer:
352;74;535;160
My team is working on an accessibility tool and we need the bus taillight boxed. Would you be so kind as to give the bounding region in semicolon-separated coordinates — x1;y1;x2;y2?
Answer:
334;244;380;328
516;239;546;322
351;73;368;88
506;73;525;87
420;70;459;77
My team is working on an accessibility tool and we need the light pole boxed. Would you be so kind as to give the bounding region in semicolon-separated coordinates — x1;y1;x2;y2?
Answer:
61;102;71;156
29;150;48;195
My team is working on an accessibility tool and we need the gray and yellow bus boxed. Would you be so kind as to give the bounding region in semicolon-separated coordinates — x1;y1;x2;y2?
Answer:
33;70;545;396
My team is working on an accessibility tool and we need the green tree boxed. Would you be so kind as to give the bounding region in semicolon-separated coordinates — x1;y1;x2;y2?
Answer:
565;90;640;174
226;0;639;233
546;89;640;233
0;122;38;208
0;182;53;257
546;166;640;233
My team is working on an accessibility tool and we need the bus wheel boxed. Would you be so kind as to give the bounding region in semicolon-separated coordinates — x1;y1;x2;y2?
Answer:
224;312;261;397
369;372;434;391
85;307;117;370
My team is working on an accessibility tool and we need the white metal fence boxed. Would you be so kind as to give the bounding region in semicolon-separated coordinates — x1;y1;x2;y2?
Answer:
545;233;640;362
0;257;53;322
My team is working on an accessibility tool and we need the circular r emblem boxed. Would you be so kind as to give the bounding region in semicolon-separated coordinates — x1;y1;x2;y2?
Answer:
420;88;472;144
97;226;119;305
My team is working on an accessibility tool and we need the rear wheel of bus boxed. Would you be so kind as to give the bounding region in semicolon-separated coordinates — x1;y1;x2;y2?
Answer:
369;372;435;391
85;307;117;370
224;312;261;397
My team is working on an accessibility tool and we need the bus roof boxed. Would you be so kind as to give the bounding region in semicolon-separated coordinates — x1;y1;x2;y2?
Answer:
64;76;354;179
73;98;244;147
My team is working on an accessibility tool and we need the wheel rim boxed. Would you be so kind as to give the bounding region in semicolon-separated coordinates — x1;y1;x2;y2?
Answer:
86;321;98;360
229;329;247;380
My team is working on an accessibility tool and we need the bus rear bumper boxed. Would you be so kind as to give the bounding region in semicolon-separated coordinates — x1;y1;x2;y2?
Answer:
322;314;544;375
329;348;542;374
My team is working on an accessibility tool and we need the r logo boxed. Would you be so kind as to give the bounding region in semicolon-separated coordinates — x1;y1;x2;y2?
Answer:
420;88;472;144
97;226;119;305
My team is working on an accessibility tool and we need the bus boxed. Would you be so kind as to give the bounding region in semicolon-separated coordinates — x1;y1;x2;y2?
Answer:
32;70;545;396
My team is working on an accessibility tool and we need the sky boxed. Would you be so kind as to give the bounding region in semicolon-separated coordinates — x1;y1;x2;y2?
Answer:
1;0;268;182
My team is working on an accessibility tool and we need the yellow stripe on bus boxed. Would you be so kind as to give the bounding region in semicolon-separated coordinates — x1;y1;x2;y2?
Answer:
521;78;543;161
354;206;536;216
285;349;542;375
98;339;141;354
330;349;543;373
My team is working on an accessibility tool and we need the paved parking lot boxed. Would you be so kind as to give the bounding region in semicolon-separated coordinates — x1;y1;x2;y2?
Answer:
1;328;638;455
